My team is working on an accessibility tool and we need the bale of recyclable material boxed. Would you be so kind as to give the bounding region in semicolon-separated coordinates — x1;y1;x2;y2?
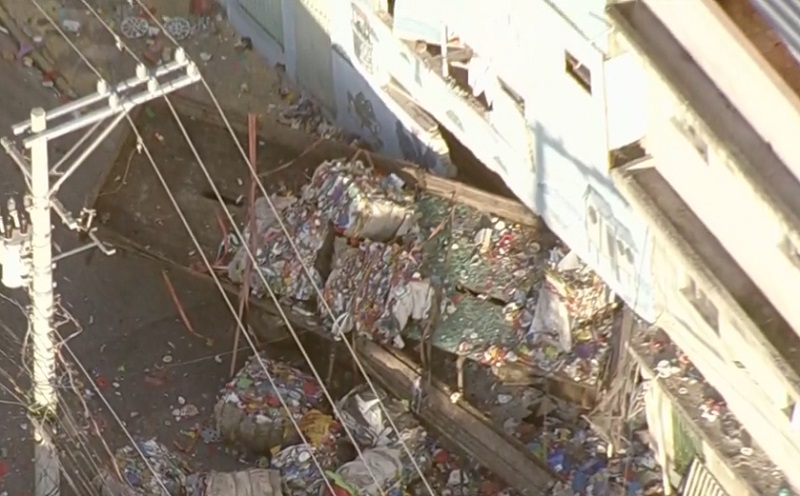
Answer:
320;240;424;345
271;409;346;496
97;439;187;496
416;193;544;302
185;469;283;496
303;159;415;241
230;201;332;302
335;383;432;484
214;354;324;454
228;194;298;284
325;446;409;496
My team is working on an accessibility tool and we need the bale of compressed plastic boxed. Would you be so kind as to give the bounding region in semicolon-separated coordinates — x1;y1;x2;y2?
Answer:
336;384;422;448
271;410;347;496
97;439;187;496
324;446;409;496
303;159;415;242
336;384;432;491
185;469;283;496
214;355;324;454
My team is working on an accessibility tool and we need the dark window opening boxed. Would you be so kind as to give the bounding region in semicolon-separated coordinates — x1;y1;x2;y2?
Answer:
672;117;708;163
565;51;592;94
681;277;719;332
588;206;598;225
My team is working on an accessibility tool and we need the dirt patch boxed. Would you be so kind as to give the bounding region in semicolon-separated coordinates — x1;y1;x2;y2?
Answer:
93;100;311;268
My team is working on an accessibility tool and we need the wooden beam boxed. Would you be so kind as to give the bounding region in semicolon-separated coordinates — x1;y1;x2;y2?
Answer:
357;339;559;495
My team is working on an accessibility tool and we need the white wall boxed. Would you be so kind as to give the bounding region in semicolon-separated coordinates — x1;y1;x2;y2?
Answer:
645;64;800;340
650;241;800;492
642;0;800;185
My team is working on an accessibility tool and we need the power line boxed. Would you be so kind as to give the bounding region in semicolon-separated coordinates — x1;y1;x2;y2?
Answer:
0;309;109;496
97;3;440;491
73;1;439;493
22;4;391;495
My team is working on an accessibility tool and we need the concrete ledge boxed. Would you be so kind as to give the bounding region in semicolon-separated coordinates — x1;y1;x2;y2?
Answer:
611;161;800;397
608;1;800;240
628;327;770;496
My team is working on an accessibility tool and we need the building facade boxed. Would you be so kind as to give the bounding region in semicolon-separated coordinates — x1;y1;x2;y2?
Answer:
219;0;800;492
608;0;800;493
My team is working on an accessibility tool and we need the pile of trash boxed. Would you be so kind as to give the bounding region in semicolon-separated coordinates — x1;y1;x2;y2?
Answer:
214;354;324;454
97;439;187;496
277;96;346;141
96;438;284;496
223;157;615;384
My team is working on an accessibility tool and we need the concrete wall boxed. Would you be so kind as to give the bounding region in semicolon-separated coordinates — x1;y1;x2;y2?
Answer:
643;55;800;341
646;220;800;491
642;373;759;496
219;0;454;177
445;0;657;320
642;0;800;184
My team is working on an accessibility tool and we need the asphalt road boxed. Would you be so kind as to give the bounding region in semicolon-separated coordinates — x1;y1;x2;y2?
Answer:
0;33;253;495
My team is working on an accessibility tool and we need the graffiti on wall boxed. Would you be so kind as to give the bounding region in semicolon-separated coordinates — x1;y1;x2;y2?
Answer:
351;3;378;76
395;121;438;170
347;91;384;150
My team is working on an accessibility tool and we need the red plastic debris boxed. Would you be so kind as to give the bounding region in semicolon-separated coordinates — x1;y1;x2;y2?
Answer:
95;375;109;388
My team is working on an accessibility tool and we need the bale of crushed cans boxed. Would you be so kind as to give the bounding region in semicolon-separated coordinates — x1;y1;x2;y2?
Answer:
229;200;331;302
214;354;324;454
271;409;348;496
186;469;284;496
303;159;415;242
96;439;188;496
319;239;427;346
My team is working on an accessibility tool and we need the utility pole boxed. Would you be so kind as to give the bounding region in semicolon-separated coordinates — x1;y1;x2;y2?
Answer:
0;48;200;496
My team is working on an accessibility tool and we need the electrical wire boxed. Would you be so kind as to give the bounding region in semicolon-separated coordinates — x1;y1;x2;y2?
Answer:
90;2;439;491
21;6;384;495
75;1;438;492
0;309;108;496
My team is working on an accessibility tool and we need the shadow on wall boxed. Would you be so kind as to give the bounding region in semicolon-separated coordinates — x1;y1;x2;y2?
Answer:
436;122;516;197
531;119;656;320
221;0;452;176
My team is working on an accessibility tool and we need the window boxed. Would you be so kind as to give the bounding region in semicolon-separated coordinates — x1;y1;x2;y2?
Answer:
565;51;592;94
780;232;800;269
680;276;719;332
671;116;708;163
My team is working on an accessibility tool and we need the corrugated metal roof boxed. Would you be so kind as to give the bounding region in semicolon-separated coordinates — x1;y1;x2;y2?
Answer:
680;458;729;496
750;0;800;63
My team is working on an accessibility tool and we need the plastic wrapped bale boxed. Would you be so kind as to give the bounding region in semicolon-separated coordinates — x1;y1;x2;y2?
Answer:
336;384;428;451
303;159;415;241
215;355;324;454
271;410;347;496
324;446;410;496
185;469;283;496
97;439;187;496
237;201;332;302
